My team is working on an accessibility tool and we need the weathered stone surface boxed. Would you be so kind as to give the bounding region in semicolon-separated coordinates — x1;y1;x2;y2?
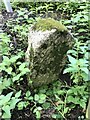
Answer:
26;18;73;87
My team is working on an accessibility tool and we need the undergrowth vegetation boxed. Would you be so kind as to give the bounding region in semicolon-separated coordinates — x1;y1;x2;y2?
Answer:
0;2;89;120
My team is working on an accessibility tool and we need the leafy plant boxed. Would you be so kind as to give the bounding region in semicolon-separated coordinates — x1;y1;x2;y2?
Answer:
64;39;89;83
0;33;10;55
0;91;21;119
0;2;89;120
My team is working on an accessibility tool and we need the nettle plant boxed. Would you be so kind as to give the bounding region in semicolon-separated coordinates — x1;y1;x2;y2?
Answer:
0;33;30;119
0;91;21;119
64;39;89;83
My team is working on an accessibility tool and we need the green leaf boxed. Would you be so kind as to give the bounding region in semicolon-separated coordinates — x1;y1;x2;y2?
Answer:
80;68;89;74
37;107;42;111
78;29;86;33
42;102;50;109
72;16;80;23
81;73;89;81
84;15;88;21
21;68;30;75
34;94;39;101
15;91;21;98
2;105;11;119
5;67;12;74
13;74;21;82
3;56;10;63
64;107;69;114
26;91;31;97
19;63;26;71
67;50;77;56
10;56;20;63
56;105;62;110
36;110;41;118
10;98;21;109
0;92;13;106
39;94;46;100
67;96;74;103
63;67;74;74
79;100;86;108
17;101;25;110
52;114;57;119
3;79;11;88
68;55;77;64
0;95;4;100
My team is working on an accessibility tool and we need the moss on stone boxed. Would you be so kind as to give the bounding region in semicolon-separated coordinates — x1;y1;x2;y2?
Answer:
33;18;68;31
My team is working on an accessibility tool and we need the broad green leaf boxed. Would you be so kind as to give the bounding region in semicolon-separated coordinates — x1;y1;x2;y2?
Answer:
78;29;86;33
37;107;42;111
67;96;74;103
80;67;89;74
64;107;69;114
10;98;21;109
78;100;86;108
19;63;26;71
26;91;31;97
81;73;89;81
5;67;12;74
63;67;74;74
21;68;30;75
2;105;11;118
56;105;62;110
3;79;11;88
67;50;77;56
33;108;37;113
10;56;20;63
39;94;46;100
84;15;88;21
13;74;21;82
72;16;80;23
52;114;57;119
17;101;25;110
15;91;21;98
36;110;41;118
3;56;10;64
0;95;4;100
42;102;50;109
0;92;13;106
34;94;39;101
68;55;77;64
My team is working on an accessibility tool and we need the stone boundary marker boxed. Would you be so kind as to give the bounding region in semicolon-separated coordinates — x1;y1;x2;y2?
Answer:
26;18;74;88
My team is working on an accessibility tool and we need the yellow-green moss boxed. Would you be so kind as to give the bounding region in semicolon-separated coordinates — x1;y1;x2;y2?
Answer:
33;18;68;31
